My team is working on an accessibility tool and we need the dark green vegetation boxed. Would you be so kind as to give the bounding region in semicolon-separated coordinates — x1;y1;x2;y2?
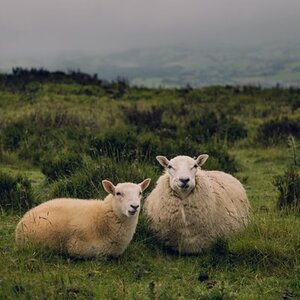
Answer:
0;69;300;299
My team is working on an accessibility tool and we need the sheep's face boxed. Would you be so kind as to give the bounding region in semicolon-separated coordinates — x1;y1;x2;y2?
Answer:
156;155;209;198
102;179;151;218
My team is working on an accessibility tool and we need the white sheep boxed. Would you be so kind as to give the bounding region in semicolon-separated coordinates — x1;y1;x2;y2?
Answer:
15;178;151;258
144;155;250;254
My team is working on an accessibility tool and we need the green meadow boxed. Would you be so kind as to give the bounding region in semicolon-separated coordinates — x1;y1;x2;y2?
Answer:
0;69;299;299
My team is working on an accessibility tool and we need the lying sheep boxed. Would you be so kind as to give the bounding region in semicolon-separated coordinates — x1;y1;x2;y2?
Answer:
144;155;250;254
15;178;151;258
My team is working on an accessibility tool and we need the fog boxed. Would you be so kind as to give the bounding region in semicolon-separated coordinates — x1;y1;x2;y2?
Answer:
1;0;300;70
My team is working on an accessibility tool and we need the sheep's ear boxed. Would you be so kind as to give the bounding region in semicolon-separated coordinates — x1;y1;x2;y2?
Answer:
156;156;169;168
102;180;115;195
196;154;209;167
139;178;151;192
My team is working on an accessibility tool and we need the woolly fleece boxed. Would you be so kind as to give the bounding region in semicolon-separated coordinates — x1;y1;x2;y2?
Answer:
144;170;250;254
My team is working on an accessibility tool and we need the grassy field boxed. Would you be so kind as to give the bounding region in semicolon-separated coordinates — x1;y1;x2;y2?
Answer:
0;70;299;299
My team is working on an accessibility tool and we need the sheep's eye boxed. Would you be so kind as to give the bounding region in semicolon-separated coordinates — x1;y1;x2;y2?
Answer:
116;192;122;196
167;165;173;169
193;164;198;169
139;191;142;196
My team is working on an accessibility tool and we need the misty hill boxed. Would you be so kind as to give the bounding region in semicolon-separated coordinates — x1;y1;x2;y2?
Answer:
1;43;300;88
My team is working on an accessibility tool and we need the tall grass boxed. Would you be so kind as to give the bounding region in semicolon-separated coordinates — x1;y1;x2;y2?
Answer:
0;171;35;212
273;136;300;212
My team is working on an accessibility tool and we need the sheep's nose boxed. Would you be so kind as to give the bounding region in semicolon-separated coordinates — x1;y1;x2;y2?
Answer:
179;178;190;184
130;204;139;210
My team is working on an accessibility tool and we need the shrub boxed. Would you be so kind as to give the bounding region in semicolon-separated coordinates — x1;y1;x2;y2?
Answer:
41;152;84;181
15;126;88;166
221;117;248;143
202;145;238;174
188;111;247;144
1;123;25;151
273;136;300;212
89;130;141;162
89;129;171;163
188;111;219;142
17;128;68;165
1;112;91;166
0;171;35;211
124;105;164;130
257;118;300;144
291;98;300;111
25;108;97;129
273;168;300;212
89;130;238;173
48;157;158;200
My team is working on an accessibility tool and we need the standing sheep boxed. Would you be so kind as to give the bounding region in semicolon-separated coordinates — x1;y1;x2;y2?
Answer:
144;155;250;254
16;178;151;258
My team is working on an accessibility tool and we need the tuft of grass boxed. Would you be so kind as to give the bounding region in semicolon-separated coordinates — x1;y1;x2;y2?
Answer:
41;152;84;181
273;136;300;212
0;171;35;212
273;168;300;212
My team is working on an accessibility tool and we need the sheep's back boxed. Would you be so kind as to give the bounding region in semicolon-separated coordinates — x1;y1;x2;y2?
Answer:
15;198;102;249
203;171;250;232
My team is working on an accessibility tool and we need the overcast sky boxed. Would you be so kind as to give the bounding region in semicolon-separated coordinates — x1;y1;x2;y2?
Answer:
1;0;300;67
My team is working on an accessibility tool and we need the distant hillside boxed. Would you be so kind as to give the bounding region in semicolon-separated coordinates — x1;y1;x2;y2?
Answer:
1;43;300;87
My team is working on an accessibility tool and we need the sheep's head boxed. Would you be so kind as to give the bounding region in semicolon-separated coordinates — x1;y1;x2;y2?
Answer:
102;179;151;218
156;155;209;198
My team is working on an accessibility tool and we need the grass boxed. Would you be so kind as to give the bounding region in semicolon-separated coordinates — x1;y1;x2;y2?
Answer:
0;72;300;299
1;147;299;299
0;164;44;186
231;147;287;209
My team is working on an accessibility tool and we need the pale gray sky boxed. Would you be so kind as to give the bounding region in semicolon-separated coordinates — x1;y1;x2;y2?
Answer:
1;0;300;67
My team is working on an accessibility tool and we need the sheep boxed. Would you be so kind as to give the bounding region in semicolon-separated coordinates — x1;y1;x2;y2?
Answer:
144;155;250;254
15;178;151;258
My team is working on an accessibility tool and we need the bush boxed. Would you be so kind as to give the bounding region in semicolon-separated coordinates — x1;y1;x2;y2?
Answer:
223;118;248;143
89;129;174;163
0;171;35;211
124;105;179;138
202;145;238;174
1;123;25;151
273;168;300;212
188;111;247;144
41;152;84;181
291;98;300;111
124;105;164;130
48;157;159;200
88;129;238;173
257;118;300;144
89;130;142;162
188;111;219;142
16;126;88;166
25;108;97;129
1;113;91;166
